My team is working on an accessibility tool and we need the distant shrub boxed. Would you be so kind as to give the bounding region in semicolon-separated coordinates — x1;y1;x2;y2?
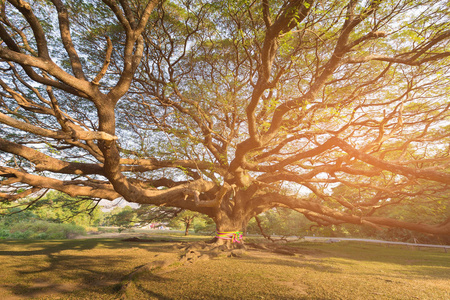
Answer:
0;228;11;239
97;227;117;233
1;220;85;239
194;221;216;234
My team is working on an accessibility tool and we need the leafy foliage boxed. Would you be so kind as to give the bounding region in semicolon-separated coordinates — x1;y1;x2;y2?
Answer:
0;191;99;239
248;208;312;237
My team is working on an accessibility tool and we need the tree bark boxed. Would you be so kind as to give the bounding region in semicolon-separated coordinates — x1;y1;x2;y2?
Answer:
212;202;251;247
184;217;193;236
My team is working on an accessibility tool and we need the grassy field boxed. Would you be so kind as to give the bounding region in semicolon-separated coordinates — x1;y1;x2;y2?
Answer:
0;233;448;299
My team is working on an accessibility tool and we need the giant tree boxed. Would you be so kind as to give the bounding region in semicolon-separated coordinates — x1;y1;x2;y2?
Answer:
1;0;449;245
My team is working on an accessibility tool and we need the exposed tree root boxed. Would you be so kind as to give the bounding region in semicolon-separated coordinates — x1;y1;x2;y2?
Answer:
178;240;247;262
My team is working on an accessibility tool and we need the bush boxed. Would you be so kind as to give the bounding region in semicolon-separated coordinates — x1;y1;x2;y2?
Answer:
1;220;85;239
194;220;216;234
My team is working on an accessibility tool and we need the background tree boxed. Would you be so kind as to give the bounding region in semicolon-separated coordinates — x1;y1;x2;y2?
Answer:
169;210;197;236
0;0;449;245
168;210;214;235
248;207;312;240
103;205;139;230
32;190;102;226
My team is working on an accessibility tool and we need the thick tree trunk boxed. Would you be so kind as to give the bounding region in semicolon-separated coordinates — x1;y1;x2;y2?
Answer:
212;210;250;248
201;185;257;248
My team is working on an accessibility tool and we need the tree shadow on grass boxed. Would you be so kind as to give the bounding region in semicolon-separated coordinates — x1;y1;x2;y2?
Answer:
5;281;77;299
0;238;180;257
0;239;101;256
1;254;131;298
0;239;179;299
274;243;450;280
131;274;175;300
131;270;305;300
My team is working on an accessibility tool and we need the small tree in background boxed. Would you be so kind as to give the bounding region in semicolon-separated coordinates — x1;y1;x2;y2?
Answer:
172;211;197;236
168;210;214;235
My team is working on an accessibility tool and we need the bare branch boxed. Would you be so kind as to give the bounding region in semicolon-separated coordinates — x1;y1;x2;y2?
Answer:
0;112;117;141
92;36;113;85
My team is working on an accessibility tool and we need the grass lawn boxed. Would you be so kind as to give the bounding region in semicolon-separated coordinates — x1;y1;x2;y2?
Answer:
0;234;448;299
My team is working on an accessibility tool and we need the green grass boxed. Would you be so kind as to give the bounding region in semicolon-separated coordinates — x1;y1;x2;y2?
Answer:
0;235;448;299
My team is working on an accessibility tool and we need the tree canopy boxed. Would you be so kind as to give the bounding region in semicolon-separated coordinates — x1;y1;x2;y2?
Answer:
0;0;449;240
